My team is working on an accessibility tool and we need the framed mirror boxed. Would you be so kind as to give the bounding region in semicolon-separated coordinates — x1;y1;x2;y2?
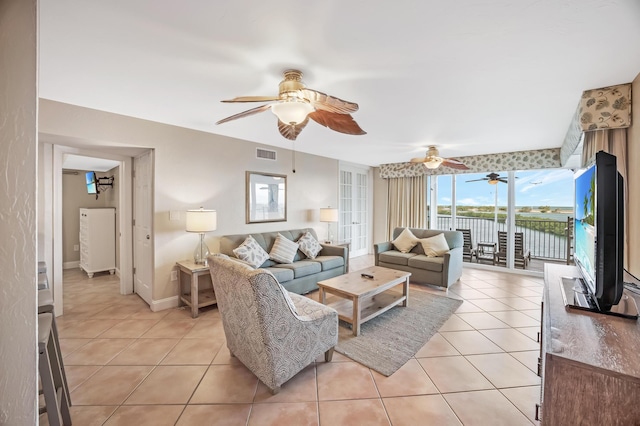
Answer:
246;171;287;223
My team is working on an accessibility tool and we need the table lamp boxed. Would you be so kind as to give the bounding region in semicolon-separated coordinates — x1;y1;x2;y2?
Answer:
319;207;339;244
186;207;217;265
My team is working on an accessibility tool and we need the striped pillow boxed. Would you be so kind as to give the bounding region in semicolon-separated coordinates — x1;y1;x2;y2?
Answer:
269;233;299;264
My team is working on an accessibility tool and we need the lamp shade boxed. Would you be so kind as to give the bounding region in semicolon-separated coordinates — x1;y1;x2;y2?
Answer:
271;101;314;125
186;208;217;233
319;208;339;223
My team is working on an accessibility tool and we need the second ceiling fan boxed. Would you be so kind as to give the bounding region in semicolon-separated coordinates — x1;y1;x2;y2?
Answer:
410;146;469;170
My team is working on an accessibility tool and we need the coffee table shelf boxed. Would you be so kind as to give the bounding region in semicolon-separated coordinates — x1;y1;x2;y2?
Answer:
317;266;411;336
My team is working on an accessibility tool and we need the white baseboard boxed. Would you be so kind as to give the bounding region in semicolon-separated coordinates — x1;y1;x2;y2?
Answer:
151;295;180;312
63;260;80;270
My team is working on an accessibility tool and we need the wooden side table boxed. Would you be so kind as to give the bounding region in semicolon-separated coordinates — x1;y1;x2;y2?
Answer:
476;242;497;264
176;259;217;318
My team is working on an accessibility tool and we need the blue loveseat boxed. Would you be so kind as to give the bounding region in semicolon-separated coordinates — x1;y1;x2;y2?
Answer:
374;227;463;289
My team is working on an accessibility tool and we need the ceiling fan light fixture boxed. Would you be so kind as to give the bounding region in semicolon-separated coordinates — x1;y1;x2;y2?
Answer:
424;157;443;169
271;100;314;125
488;179;499;185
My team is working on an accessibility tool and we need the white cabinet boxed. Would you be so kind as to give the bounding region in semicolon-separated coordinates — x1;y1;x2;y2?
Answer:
79;208;116;278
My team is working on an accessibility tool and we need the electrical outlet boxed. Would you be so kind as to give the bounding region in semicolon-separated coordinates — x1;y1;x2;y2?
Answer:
73;244;79;251
171;270;178;281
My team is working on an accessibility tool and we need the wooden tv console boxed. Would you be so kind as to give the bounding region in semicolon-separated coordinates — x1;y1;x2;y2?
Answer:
541;264;640;424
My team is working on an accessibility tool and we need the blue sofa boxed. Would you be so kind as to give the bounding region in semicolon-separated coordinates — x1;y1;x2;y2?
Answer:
218;228;347;295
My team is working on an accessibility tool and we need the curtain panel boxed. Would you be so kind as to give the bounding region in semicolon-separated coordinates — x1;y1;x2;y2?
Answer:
386;176;427;240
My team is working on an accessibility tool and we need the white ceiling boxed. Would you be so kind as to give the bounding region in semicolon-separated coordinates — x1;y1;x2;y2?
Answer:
62;154;120;172
39;0;640;167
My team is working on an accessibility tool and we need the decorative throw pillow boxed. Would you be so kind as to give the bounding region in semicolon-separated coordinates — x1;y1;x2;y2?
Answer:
297;231;322;259
269;233;299;264
232;235;269;268
392;228;419;253
419;233;450;257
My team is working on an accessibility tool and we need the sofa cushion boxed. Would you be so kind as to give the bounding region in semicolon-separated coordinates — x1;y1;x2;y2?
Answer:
269;233;299;264
297;231;322;259
232;235;270;268
419;233;450;257
309;255;344;271
263;267;295;283
378;250;417;266
392;228;419;253
408;254;444;272
274;260;322;278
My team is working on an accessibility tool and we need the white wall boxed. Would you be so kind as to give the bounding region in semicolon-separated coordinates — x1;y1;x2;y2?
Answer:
0;0;38;423
39;100;350;302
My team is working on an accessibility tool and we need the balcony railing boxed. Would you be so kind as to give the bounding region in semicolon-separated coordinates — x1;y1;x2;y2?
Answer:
437;215;573;263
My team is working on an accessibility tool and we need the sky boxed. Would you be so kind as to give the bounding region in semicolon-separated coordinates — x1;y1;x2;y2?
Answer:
436;169;575;208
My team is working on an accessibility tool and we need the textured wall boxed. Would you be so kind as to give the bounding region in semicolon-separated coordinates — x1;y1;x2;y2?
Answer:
0;0;38;423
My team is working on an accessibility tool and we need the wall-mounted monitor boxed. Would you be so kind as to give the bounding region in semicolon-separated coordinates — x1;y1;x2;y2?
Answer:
85;171;98;195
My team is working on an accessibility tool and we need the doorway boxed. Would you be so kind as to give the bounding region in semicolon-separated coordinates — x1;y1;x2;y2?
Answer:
50;145;134;315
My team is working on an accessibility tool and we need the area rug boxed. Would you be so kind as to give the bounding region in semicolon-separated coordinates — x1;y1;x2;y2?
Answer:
334;290;462;376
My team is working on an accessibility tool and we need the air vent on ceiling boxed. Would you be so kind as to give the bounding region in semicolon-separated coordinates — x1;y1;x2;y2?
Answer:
256;148;277;161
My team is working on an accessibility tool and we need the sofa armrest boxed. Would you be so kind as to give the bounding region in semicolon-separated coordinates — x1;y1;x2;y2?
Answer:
373;242;394;266
442;246;464;287
319;244;348;259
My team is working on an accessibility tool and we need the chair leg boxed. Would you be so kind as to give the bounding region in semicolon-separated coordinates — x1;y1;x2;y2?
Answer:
325;347;335;362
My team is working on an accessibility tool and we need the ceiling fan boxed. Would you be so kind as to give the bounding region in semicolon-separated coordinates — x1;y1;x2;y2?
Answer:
466;173;509;184
409;146;469;170
215;69;366;141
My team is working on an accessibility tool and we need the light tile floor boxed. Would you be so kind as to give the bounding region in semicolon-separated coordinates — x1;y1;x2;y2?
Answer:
44;256;543;425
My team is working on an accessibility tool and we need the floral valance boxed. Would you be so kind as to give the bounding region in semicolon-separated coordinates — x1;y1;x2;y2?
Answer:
379;148;561;178
579;83;631;131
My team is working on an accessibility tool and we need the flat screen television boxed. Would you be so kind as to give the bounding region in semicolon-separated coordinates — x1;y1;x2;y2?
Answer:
85;171;98;195
573;150;624;312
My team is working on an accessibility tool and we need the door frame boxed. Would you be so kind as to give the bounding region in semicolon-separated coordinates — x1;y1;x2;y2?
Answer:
50;144;133;315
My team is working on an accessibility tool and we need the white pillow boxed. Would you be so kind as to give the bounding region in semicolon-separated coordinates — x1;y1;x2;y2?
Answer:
419;233;450;257
392;228;419;253
232;235;269;268
297;231;322;259
269;233;299;264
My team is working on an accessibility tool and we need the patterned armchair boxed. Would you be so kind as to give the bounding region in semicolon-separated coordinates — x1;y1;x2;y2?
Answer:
207;254;338;393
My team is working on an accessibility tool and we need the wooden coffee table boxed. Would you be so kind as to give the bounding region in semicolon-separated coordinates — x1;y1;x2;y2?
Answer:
317;266;411;336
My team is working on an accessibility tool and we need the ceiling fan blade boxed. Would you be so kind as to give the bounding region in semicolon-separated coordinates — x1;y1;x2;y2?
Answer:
277;117;309;140
301;88;359;114
465;178;488;182
215;104;272;125
409;157;428;163
498;178;509;183
222;96;280;103
308;110;366;135
442;158;469;170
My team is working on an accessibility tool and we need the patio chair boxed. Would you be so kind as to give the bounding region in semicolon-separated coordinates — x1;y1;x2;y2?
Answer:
207;253;338;394
494;231;531;269
456;229;476;262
